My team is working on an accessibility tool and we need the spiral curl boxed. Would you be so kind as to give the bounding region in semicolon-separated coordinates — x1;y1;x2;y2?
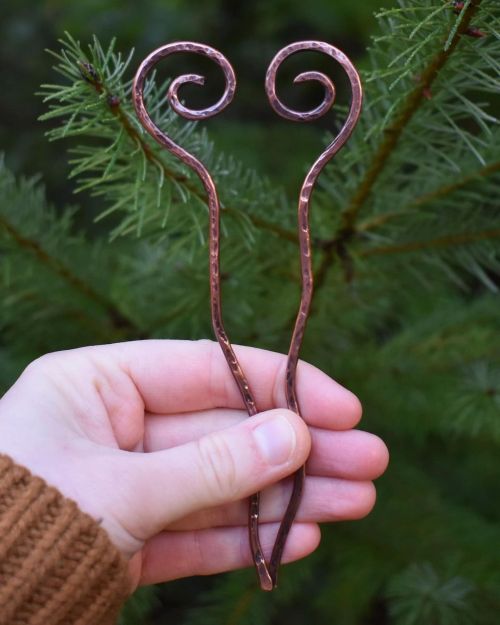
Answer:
264;41;362;586
134;41;235;117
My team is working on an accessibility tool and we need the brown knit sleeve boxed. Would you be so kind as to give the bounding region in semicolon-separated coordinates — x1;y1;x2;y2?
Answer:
0;453;131;625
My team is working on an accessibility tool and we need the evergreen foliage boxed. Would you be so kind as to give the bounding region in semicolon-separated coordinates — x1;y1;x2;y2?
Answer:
1;0;499;622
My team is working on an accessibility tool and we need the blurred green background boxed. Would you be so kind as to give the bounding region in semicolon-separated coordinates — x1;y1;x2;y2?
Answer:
0;0;380;203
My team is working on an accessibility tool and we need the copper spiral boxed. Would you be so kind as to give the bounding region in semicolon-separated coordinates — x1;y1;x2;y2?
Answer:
265;41;362;586
132;42;273;591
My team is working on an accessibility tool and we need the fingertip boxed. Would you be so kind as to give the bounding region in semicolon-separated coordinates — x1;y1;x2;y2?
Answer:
139;522;323;585
351;481;377;520
308;429;389;481
279;523;321;563
336;389;363;429
319;478;377;521
367;434;389;479
315;379;363;429
297;360;363;430
304;522;322;555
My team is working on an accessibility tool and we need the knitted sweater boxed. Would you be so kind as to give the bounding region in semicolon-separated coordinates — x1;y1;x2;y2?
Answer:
0;454;131;625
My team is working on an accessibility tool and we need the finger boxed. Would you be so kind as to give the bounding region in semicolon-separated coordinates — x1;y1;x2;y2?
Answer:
142;408;245;449
124;408;311;538
168;476;376;531
144;411;389;479
307;429;389;479
85;339;362;429
139;522;320;585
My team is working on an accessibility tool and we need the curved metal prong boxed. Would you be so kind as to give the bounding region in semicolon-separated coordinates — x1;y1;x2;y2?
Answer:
265;40;362;588
132;42;273;591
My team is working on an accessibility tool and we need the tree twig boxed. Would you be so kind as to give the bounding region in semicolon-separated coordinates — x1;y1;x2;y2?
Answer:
0;214;141;337
358;160;500;232
337;0;482;239
360;227;500;256
310;0;482;295
88;78;298;246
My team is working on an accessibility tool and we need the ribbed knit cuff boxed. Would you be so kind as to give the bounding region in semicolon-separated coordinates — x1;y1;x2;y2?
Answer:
0;454;131;625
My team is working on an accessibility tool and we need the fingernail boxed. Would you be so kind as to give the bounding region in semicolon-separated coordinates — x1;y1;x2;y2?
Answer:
253;415;296;466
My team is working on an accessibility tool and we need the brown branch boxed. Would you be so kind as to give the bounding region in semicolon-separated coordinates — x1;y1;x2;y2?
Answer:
248;215;297;244
358;160;500;232
312;246;337;301
92;83;298;246
0;214;141;337
360;227;500;257
410;160;500;207
308;0;483;294
337;0;482;239
2;289;114;344
357;210;407;233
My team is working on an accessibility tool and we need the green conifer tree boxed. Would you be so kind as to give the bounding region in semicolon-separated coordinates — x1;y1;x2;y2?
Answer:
1;0;499;623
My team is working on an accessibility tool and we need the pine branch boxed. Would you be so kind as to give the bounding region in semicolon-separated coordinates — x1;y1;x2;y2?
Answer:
0;213;138;335
109;96;298;244
248;216;298;244
337;0;482;240
411;161;500;208
448;361;500;441
310;0;498;299
361;227;500;256
358;160;500;232
39;34;298;246
386;562;475;624
38;6;499;333
0;160;144;352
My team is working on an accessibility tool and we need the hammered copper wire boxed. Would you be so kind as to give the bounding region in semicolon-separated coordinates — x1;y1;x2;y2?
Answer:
132;42;273;591
132;40;362;592
265;41;362;586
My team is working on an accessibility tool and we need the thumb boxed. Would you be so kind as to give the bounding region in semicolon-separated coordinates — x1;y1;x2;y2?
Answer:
128;409;311;538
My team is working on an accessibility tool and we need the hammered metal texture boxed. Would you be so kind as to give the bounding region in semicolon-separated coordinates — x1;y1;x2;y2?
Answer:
132;42;273;591
265;41;362;587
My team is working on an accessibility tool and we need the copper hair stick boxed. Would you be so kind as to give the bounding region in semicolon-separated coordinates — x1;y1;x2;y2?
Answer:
132;42;273;591
265;41;362;586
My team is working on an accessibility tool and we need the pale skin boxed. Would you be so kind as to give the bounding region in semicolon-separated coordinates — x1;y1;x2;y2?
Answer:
0;339;388;593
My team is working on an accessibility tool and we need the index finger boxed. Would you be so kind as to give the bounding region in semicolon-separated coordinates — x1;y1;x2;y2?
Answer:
104;339;362;430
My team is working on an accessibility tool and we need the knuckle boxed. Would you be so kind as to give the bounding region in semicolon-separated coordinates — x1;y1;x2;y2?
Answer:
22;352;59;381
371;436;390;477
23;353;51;373
203;339;231;407
352;395;363;422
196;433;239;503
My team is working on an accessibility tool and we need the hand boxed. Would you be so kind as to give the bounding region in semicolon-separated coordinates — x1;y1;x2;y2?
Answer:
0;340;388;591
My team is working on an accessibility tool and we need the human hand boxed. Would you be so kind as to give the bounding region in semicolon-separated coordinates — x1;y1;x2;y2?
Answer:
0;340;388;591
